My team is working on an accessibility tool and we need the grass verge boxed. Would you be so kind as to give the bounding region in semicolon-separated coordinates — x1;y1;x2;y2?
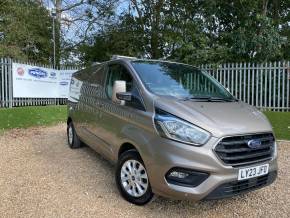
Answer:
264;111;290;141
0;106;67;132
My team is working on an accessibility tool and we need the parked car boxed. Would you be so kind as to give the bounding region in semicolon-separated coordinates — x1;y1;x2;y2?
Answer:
67;56;277;205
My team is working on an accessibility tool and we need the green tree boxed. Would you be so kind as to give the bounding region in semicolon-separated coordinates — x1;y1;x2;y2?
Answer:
76;0;289;64
229;15;283;61
198;0;285;62
0;0;53;64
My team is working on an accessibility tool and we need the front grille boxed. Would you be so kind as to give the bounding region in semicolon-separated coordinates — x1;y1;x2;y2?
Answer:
214;133;275;167
205;171;277;200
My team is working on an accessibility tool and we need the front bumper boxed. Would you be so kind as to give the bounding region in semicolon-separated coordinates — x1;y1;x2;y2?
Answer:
143;136;278;201
204;170;277;200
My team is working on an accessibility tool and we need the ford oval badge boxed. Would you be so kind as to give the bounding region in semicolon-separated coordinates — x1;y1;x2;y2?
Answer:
247;139;262;149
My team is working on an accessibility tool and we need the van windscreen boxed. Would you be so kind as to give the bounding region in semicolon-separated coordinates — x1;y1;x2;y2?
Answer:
131;61;235;101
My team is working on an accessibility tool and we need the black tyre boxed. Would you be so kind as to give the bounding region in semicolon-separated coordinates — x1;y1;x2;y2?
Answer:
67;122;82;149
116;150;154;205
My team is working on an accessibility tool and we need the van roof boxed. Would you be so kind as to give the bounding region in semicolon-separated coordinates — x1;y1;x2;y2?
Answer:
110;55;193;67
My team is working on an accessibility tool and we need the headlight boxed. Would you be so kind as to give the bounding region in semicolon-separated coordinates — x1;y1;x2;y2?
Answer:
154;108;211;146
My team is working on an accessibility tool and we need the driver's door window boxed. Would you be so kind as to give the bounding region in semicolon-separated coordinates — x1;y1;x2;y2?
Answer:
105;64;145;111
106;64;133;99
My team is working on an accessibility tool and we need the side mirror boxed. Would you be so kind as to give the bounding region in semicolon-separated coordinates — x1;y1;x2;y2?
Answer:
116;92;132;102
112;80;126;105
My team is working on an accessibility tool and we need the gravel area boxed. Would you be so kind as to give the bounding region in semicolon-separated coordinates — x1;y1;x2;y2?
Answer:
0;124;289;218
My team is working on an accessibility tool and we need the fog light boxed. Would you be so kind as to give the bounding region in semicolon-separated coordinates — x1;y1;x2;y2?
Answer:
166;168;209;187
169;171;189;179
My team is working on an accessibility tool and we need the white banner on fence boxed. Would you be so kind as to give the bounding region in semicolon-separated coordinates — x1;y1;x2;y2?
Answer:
12;63;76;98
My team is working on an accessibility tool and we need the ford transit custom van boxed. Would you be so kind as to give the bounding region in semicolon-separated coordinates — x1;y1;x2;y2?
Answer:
67;56;277;205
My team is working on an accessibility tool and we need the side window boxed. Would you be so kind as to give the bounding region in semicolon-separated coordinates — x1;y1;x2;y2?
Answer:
127;84;146;111
76;64;104;85
92;65;105;85
105;64;145;111
106;64;133;99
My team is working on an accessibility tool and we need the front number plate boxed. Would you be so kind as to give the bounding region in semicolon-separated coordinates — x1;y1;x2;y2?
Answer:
238;164;269;181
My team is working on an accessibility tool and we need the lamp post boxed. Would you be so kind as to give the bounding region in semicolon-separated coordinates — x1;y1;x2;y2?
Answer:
51;8;56;69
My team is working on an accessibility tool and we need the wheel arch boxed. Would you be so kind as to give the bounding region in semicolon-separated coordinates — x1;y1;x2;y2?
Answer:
118;142;139;158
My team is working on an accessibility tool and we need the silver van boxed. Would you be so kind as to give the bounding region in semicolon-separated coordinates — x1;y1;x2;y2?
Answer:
67;56;277;205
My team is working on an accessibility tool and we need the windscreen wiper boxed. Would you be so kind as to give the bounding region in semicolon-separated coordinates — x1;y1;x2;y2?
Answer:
183;96;237;102
208;97;237;102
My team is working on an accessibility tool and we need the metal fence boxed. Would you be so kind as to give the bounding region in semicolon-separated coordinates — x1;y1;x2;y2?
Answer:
201;62;290;111
1;57;290;110
0;57;76;108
